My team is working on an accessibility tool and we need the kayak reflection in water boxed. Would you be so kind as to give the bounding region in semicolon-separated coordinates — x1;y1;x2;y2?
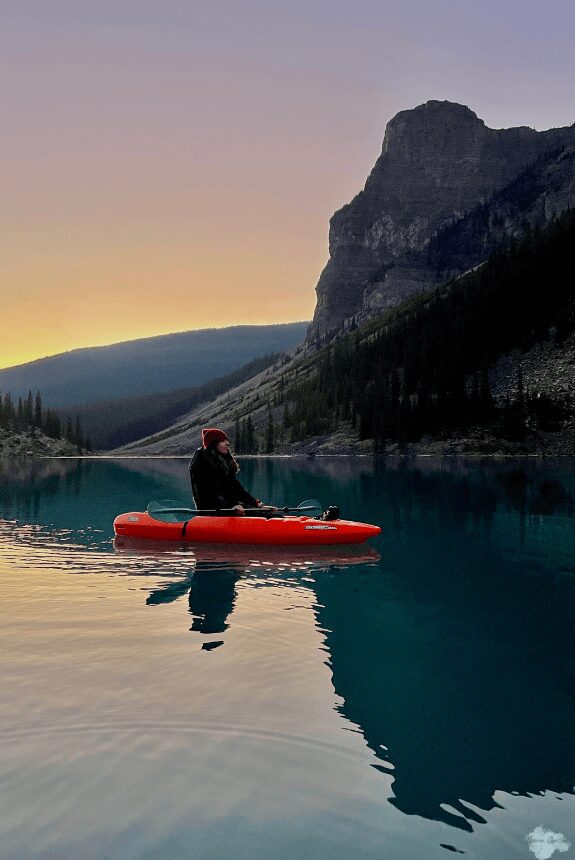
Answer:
189;428;277;516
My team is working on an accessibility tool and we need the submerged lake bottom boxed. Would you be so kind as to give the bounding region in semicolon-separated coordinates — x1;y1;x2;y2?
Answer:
0;455;574;859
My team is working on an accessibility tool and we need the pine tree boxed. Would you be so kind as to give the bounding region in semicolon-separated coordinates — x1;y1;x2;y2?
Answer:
234;414;242;453
44;410;61;439
245;414;256;454
25;390;34;425
517;364;525;406
3;393;14;426
265;404;274;454
34;391;43;428
480;367;493;415
75;416;83;450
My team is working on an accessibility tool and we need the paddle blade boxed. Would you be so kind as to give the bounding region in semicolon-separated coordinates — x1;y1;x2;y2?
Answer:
297;499;323;515
147;499;195;523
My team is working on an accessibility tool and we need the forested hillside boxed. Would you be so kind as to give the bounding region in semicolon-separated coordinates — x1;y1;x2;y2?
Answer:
282;208;575;451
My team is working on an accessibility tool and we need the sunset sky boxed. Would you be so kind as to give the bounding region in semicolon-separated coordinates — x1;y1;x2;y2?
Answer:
1;0;574;368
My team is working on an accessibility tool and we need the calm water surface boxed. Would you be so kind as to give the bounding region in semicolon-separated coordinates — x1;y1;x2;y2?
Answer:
0;456;574;859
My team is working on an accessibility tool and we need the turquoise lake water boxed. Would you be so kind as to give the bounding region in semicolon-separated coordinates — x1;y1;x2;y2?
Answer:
0;456;574;859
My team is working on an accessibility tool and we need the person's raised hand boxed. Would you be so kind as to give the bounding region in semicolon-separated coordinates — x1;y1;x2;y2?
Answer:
233;504;245;516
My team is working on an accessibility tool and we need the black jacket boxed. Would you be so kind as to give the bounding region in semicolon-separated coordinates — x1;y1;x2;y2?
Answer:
189;447;259;511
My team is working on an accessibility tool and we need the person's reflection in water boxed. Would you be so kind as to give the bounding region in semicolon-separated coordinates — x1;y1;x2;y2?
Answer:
146;578;192;606
146;563;240;648
188;565;240;639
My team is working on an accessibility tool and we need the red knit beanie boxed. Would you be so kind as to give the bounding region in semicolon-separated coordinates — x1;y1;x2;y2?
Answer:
202;427;228;449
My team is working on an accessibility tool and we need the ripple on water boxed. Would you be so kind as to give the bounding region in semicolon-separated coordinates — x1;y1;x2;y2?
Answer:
0;718;370;763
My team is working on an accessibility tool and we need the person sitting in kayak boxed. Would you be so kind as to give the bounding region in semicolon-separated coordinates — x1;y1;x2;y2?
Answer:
189;428;275;516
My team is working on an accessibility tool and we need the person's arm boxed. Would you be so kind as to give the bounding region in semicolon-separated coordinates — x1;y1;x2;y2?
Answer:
233;478;277;510
232;477;260;508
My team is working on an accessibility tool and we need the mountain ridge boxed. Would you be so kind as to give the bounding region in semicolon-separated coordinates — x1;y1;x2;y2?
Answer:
0;322;308;408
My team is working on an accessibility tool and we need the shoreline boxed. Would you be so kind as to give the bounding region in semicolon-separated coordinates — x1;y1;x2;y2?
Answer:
3;452;575;460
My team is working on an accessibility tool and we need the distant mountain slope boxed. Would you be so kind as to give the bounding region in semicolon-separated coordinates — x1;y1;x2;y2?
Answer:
111;346;304;455
0;322;308;408
62;351;290;450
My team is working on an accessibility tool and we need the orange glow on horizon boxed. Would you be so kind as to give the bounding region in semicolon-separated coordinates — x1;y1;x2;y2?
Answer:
0;232;321;368
0;318;313;371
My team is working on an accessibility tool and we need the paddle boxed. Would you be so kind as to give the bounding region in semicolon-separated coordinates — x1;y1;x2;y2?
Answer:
147;498;322;523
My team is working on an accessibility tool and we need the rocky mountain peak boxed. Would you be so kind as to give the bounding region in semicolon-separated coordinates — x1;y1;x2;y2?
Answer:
382;100;483;149
309;101;575;338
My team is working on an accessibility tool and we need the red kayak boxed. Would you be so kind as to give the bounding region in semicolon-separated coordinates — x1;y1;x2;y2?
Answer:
113;510;381;545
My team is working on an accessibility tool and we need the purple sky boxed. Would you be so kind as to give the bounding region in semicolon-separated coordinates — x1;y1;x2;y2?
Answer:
1;0;573;366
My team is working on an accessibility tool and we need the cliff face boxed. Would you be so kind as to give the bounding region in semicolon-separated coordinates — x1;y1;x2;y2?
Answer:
427;144;575;282
309;101;575;337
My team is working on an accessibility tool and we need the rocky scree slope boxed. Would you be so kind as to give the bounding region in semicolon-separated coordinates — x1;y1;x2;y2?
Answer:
0;427;83;457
